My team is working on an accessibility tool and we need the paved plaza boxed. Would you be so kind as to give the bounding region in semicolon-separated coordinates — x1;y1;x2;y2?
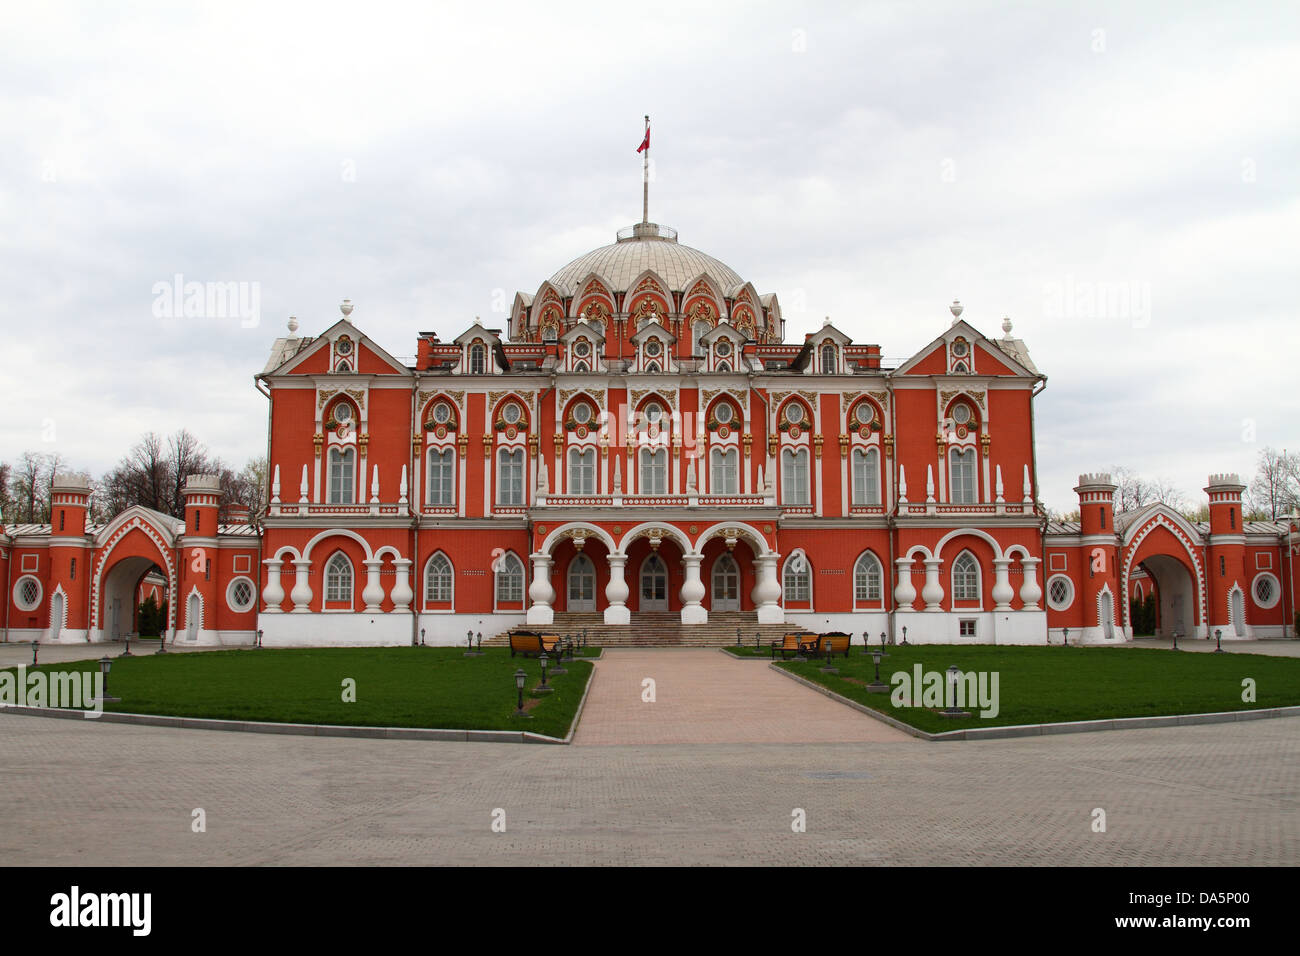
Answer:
2;644;1298;865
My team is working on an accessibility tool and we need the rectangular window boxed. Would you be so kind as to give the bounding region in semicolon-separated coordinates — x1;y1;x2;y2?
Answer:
782;448;810;505
497;449;524;505
328;449;355;504
70;558;76;581
949;448;976;504
640;449;667;495
569;448;596;495
959;619;977;637
711;448;738;495
852;448;879;505
427;449;455;505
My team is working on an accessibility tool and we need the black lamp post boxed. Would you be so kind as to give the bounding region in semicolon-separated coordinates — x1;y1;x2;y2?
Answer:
511;668;530;718
754;631;761;651
537;653;553;693
157;627;170;654
1172;629;1179;651
861;631;872;656
97;656;120;704
420;627;426;647
866;649;889;693
120;634;132;657
1214;628;1223;653
819;638;838;674
1062;626;1069;647
736;627;741;649
31;640;38;666
901;625;908;646
552;642;568;676
477;631;483;651
941;665;969;717
878;631;889;658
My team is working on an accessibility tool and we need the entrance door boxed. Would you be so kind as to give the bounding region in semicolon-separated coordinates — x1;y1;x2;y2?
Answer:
111;598;122;640
1231;588;1245;637
50;593;64;641
186;594;200;641
1100;591;1115;640
640;555;669;611
712;555;740;611
568;555;596;612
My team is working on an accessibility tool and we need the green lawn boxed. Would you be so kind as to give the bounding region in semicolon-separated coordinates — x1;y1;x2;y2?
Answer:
5;648;593;739
776;645;1300;733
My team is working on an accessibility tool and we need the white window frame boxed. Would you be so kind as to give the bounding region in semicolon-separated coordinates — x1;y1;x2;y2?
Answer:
1046;574;1074;611
425;552;454;606
820;343;836;374
949;447;977;504
225;576;256;613
328;448;356;504
639;447;668;495
469;344;487;375
852;447;880;505
782;551;812;604
711;447;739;495
951;551;980;603
495;553;524;605
427;448;455;506
497;448;524;506
14;575;42;612
781;448;810;505
1252;572;1281;610
853;552;882;605
568;447;597;495
324;553;354;607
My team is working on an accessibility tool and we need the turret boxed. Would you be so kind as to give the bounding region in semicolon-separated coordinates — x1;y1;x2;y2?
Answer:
48;475;93;641
1074;473;1116;536
50;474;91;538
1204;473;1248;639
1205;473;1246;536
184;474;222;538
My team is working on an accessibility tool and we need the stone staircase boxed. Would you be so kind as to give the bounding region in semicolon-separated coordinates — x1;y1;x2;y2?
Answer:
483;611;816;648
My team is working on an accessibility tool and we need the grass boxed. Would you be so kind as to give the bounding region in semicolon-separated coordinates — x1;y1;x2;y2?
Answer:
774;644;1300;733
3;648;593;739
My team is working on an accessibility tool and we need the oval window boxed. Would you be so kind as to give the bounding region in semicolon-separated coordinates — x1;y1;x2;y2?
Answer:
952;404;971;425
334;403;353;423
785;403;804;425
573;403;592;424
433;402;451;424
503;403;521;424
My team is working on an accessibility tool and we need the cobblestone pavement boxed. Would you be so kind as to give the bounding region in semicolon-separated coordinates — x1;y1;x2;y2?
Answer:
1;712;1295;865
572;649;909;745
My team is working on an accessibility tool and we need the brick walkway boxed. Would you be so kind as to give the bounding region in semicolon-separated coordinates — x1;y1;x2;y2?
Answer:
572;649;909;745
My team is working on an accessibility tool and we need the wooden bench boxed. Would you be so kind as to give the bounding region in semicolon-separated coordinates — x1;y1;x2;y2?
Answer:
771;633;814;660
509;631;569;658
814;632;852;658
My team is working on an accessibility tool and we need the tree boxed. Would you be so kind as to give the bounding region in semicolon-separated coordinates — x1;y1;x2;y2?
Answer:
10;451;48;523
1110;466;1185;513
1247;447;1300;520
100;429;220;520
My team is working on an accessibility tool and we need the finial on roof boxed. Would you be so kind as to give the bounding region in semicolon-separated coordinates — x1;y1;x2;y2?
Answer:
340;299;354;317
287;315;299;334
1002;315;1013;337
949;299;963;325
823;315;831;328
474;315;482;326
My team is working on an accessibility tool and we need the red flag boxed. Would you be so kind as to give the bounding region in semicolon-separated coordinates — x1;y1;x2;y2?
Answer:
636;126;650;153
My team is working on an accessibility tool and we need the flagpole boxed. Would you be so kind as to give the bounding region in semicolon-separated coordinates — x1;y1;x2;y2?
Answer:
642;114;649;224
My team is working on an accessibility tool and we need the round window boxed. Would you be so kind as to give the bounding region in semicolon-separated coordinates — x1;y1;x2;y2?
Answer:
645;404;662;424
334;403;353;423
785;403;804;425
1047;575;1074;611
1253;573;1280;609
716;341;732;357
952;404;971;425
715;403;733;424
227;577;256;613
573;404;592;425
646;340;663;357
14;576;41;612
856;404;875;427
574;340;590;357
433;402;451;424
503;403;521;424
336;338;353;355
951;340;968;357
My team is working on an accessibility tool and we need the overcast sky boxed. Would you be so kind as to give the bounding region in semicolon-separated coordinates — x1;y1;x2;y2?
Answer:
3;0;1297;514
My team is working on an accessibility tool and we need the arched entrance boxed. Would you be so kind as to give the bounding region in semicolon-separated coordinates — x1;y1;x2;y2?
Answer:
100;556;171;641
640;554;669;611
1231;587;1246;637
49;592;64;641
186;593;201;641
1137;555;1196;639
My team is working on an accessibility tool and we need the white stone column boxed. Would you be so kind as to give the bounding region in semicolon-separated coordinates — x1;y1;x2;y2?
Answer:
362;559;385;611
680;553;707;624
753;554;783;624
390;558;413;611
894;557;917;610
261;559;284;612
526;553;555;625
992;557;1015;610
921;558;944;611
1019;557;1042;609
290;560;313;613
604;553;630;625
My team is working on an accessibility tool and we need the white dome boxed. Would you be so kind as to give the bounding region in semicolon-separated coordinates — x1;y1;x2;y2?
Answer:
547;223;745;296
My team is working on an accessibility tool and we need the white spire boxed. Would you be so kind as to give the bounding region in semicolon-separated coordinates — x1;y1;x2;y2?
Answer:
299;465;309;503
1023;464;1033;504
925;465;935;503
271;464;281;504
370;466;380;504
399;464;408;505
995;464;1005;503
898;465;908;503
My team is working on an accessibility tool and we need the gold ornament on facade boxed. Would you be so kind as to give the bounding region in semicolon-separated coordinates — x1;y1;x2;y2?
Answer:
344;388;367;409
981;434;992;458
457;435;469;459
838;434;850;459
357;433;369;454
742;433;752;457
813;434;824;459
883;434;894;458
313;433;324;458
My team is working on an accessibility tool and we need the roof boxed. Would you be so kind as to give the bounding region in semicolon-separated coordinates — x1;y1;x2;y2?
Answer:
547;227;745;296
263;336;315;374
1046;521;1081;536
994;337;1039;375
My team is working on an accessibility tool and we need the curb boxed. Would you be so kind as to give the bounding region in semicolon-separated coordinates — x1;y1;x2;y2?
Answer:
0;659;598;746
767;663;1300;741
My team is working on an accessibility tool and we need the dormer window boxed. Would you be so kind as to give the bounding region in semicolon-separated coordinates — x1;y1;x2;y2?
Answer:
574;340;591;358
820;343;836;374
470;343;487;375
645;339;662;358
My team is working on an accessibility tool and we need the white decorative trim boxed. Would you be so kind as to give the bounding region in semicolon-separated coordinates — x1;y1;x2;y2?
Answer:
1046;574;1074;611
1251;571;1281;610
184;585;205;641
226;576;257;613
14;574;42;612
